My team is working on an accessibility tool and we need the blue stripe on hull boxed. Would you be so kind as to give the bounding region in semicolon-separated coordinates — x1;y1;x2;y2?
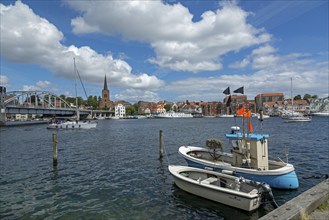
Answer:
185;159;299;189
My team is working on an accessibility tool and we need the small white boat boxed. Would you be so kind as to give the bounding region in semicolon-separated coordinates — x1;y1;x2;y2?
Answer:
283;78;312;123
217;114;235;118
168;165;277;211
312;112;329;117
154;111;193;118
283;115;312;122
47;59;98;129
47;120;97;129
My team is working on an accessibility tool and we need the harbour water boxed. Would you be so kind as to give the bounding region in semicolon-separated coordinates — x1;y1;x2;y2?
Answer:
0;117;328;219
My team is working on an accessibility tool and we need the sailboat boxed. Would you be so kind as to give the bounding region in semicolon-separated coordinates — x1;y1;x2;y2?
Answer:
47;59;97;129
283;78;311;123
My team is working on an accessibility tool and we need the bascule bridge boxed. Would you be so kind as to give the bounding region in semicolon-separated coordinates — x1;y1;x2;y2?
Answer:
0;87;93;126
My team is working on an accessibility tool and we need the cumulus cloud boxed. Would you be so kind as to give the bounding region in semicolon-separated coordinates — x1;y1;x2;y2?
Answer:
167;51;328;101
0;75;10;88
0;1;164;90
67;0;271;72
21;80;54;91
114;89;161;103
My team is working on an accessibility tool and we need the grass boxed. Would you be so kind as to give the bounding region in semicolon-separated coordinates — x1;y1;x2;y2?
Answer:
317;200;329;211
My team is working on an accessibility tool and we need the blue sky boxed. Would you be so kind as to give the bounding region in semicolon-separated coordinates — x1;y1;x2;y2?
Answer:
0;0;328;103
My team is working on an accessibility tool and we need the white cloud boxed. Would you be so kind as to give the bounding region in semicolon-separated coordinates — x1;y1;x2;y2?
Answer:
229;58;250;69
0;1;164;90
114;89;160;103
167;51;328;101
67;0;271;72
0;75;10;87
21;80;54;91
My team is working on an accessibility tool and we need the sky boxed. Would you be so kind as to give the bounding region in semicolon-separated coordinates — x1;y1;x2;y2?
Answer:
0;0;328;103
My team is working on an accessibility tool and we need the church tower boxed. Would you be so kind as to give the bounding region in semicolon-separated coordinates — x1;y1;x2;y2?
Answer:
99;75;111;109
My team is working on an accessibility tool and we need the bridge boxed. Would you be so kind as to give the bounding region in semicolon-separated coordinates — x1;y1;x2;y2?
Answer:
0;88;113;125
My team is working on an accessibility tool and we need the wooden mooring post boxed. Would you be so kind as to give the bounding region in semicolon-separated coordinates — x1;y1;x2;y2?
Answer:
159;130;164;159
52;132;58;167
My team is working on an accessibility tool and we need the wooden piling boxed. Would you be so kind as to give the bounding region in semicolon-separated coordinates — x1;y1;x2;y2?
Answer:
159;130;164;159
52;132;58;167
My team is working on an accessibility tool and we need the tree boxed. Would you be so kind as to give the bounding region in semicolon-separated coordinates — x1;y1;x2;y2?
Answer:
303;94;312;100
164;104;172;112
294;95;301;100
126;106;137;115
87;95;98;108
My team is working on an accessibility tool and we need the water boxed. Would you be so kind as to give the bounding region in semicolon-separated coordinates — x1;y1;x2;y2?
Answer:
0;117;328;219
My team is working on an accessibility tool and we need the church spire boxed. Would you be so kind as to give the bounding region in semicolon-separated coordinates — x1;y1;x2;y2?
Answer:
103;75;108;91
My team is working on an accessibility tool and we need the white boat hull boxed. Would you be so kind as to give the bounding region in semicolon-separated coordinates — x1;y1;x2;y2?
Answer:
168;165;264;211
154;112;193;118
47;121;97;129
283;116;312;122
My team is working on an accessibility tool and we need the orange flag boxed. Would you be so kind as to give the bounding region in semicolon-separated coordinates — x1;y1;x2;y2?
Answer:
248;121;253;133
236;107;245;115
243;110;252;118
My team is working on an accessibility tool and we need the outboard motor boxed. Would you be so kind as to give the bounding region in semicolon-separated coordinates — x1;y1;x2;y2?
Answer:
259;183;279;208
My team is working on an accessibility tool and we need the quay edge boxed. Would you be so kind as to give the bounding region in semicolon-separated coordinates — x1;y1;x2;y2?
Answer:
259;178;329;220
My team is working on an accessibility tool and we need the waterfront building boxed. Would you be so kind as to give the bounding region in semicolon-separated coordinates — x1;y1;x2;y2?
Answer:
99;75;112;109
255;93;284;115
201;101;220;116
309;97;329;113
156;103;166;114
115;104;126;118
138;101;157;114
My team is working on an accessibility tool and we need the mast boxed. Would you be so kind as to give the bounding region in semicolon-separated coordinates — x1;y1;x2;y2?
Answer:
74;58;80;121
290;77;293;116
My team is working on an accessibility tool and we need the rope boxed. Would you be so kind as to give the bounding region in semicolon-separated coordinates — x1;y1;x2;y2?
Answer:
162;143;171;165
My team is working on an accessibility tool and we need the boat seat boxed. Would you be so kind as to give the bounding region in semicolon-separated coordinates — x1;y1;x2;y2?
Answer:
201;177;218;184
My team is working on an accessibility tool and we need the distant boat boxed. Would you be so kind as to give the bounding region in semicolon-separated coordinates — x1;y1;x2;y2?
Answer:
312;112;329;117
283;78;311;123
47;119;97;129
154;111;193;118
217;114;234;118
168;165;278;211
283;115;312;123
47;58;97;129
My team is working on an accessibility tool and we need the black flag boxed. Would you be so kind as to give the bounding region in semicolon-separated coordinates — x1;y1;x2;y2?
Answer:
233;86;244;94
226;95;231;107
223;87;230;95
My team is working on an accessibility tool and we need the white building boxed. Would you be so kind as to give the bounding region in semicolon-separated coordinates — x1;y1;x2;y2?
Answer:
115;104;126;118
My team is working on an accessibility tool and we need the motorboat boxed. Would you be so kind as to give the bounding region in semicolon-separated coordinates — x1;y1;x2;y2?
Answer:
179;126;299;189
47;119;97;129
154;111;193;118
168;165;278;211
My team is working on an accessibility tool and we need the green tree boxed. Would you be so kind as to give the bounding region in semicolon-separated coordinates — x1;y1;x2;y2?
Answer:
311;95;318;99
133;103;139;113
294;95;301;100
87;95;98;108
303;94;312;100
125;105;136;115
164;104;172;112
